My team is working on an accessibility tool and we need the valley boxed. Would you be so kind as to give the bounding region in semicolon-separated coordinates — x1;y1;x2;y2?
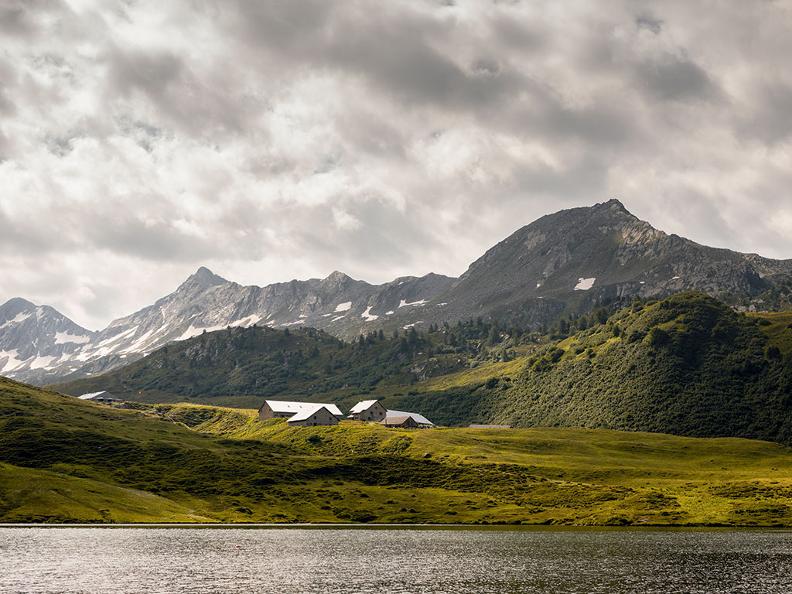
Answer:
2;202;791;526
2;377;792;526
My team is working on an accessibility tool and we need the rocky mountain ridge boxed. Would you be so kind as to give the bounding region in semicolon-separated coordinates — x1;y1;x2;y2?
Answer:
2;199;791;384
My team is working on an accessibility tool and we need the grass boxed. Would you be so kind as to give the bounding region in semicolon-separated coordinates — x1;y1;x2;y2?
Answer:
3;377;792;526
750;311;792;356
0;463;211;523
415;358;526;393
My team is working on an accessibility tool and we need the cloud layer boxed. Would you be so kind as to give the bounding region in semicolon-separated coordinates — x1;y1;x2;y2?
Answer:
1;0;791;329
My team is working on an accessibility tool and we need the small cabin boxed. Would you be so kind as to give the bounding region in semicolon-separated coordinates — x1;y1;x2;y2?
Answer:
381;415;418;429
259;400;343;422
381;409;434;429
287;405;339;427
348;399;387;422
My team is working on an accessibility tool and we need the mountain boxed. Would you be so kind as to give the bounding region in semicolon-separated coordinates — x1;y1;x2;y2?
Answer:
3;199;792;384
55;291;792;445
0;298;96;384
430;199;792;328
54;324;468;408
3;268;454;384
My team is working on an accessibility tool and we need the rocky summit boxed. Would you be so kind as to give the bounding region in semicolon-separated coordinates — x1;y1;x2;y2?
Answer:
2;200;791;384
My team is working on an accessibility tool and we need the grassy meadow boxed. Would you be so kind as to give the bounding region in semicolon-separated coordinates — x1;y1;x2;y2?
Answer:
3;377;792;526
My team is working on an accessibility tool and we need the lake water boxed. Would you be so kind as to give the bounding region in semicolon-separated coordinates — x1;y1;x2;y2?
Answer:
1;527;791;593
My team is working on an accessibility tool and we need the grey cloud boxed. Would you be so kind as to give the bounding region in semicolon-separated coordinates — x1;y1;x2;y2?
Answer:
636;14;663;34
0;1;45;36
737;82;792;144
1;0;791;328
635;53;719;102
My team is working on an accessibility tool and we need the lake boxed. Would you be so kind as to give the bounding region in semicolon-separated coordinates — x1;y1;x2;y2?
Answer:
1;527;791;593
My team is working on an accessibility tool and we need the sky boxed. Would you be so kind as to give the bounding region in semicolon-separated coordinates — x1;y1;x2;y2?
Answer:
1;0;791;330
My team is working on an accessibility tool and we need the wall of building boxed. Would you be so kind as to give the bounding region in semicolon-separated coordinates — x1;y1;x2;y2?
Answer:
288;407;339;427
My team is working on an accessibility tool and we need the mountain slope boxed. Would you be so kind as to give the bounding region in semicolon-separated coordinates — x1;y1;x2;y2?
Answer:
434;199;792;328
0;298;96;384
3;269;454;384
486;293;792;442
53;324;469;408
4;199;792;384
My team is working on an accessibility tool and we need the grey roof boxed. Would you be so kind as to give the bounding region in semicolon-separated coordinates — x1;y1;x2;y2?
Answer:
349;399;379;414
381;415;416;426
263;400;343;417
385;409;434;426
287;405;338;423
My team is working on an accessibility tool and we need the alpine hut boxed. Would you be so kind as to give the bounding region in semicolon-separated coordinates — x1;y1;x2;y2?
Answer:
348;399;387;422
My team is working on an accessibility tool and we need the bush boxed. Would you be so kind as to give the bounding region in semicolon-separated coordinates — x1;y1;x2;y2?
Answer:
647;327;672;348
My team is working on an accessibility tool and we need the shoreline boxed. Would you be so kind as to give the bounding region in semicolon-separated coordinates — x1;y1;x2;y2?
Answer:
2;522;791;530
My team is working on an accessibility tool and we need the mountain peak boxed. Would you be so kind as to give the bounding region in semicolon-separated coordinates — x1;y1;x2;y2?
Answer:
179;266;228;290
599;197;629;212
324;270;353;284
1;297;36;311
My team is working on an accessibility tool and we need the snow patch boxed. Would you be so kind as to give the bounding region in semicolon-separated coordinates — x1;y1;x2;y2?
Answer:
95;326;139;348
30;355;57;370
54;331;91;345
385;310;395;315
331;315;346;322
671;276;681;280
1;312;31;328
399;299;428;308
0;349;25;373
282;319;305;326
574;278;596;291
361;306;378;322
334;301;352;312
403;322;423;329
176;324;227;341
230;314;262;327
119;329;160;353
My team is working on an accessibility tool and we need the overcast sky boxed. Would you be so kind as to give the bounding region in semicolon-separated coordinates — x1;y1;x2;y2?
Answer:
1;0;791;329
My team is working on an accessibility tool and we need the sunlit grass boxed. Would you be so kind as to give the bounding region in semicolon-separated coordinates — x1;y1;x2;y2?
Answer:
3;377;792;526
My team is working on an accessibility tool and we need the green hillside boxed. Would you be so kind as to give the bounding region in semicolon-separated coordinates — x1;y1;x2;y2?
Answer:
3;377;792;525
52;322;527;408
50;293;792;442
483;293;792;442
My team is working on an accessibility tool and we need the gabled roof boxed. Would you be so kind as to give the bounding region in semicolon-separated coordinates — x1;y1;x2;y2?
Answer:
385;409;434;426
381;415;416;426
287;405;337;423
349;399;379;414
263;400;343;418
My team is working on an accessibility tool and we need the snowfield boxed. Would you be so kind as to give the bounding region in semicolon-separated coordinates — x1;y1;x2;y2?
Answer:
399;299;428;308
54;331;92;345
574;277;596;291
